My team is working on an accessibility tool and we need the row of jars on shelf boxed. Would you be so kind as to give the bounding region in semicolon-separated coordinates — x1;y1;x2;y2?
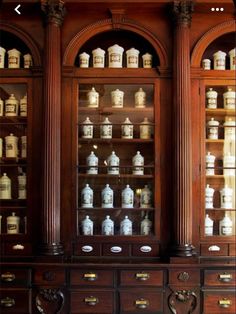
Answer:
0;173;26;200
80;214;152;236
0;212;26;234
0;47;32;69
0;94;27;117
79;45;153;68
0;134;27;159
86;87;148;108
205;184;234;209
81;184;152;209
206;87;235;109
206;152;235;176
81;117;152;139
206;118;235;140
205;213;233;236
202;48;235;70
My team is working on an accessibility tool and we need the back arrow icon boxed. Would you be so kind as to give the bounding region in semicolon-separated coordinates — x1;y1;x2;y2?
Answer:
15;4;21;15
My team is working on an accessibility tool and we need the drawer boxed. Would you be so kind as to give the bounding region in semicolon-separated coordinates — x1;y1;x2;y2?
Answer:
120;290;163;313
204;291;236;313
74;243;101;256
33;268;65;285
70;269;114;286
4;243;32;256
103;243;130;256
0;289;31;313
204;270;236;286
120;270;163;286
0;269;31;287
132;244;159;257
201;243;228;256
70;290;114;313
169;270;200;285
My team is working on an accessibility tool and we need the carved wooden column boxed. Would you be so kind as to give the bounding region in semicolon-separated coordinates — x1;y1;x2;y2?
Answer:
40;0;65;255
172;1;195;257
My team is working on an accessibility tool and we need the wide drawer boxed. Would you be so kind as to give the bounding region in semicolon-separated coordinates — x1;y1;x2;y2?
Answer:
70;290;114;313
33;268;65;285
4;243;32;256
120;270;163;286
119;290;163;313
201;243;228;256
169;269;200;285
0;289;31;313
70;269;114;286
0;269;31;287
203;291;236;313
204;270;236;286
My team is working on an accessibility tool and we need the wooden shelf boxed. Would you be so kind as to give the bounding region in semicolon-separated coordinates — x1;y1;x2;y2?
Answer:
77;207;155;211
206;175;225;179
206;208;236;211
0;68;33;78
0;157;27;166
201;70;236;79
0;116;27;124
78;173;154;178
205;108;236;116
78;107;153;113
205;139;225;143
78;138;153;144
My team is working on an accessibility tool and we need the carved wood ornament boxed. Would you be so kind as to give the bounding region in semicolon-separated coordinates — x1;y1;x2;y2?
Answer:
168;289;197;314
36;289;65;314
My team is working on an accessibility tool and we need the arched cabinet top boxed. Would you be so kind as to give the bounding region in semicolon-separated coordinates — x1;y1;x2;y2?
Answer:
0;21;42;67
191;19;236;67
63;18;168;67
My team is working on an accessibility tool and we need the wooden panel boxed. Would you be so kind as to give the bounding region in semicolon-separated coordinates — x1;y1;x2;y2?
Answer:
0;289;31;313
70;269;114;286
132;244;159;257
169;269;200;285
4;243;32;256
33;268;65;285
120;270;163;286
204;270;236;287
200;243;228;256
70;290;114;313
229;243;236;256
0;269;31;287
102;243;130;256
204;291;236;314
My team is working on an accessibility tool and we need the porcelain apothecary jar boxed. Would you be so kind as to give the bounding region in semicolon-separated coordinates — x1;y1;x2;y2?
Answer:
120;216;132;235
0;47;6;68
107;44;124;68
213;50;226;70
92;47;105;68
7;212;20;234
229;48;236;70
100;117;112;139
102;215;114;235
102;184;113;208
205;184;214;208
140;117;152;139
207;118;219;139
82;215;93;235
0;215;2;234
111;89;124;108
224;118;236;140
20;95;27;117
5;133;18;158
206;88;218;109
141;215;152;235
87;87;99;108
0;138;2;158
126;48;139;68
122;185;134;208
79;52;90;68
5;94;18;116
135;88;146;108
205;152;215;175
142;53;152;68
205;214;214;236
81;184;93;208
219;213;233;236
0;173;11;199
107;151;119;175
87;151;98;174
132;151;144;175
81;117;93;139
8;49;21;68
23;54;32;68
202;58;211;70
223;153;235;176
141;185;152;208
18;173;26;199
223;87;236;109
121;117;133;139
220;185;233;209
21;136;27;158
0;98;3;116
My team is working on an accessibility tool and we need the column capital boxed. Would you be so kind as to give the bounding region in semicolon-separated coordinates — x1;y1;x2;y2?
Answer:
41;0;66;26
173;0;194;27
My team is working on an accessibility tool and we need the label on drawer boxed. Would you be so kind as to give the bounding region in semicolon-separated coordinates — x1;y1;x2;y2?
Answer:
208;245;220;251
82;245;93;253
110;246;122;253
140;245;152;253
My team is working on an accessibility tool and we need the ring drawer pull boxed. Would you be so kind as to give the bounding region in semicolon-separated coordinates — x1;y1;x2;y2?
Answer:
208;245;220;251
218;273;233;282
84;296;99;306
135;272;150;281
218;299;231;308
0;297;15;307
1;272;16;282
83;273;98;281
135;298;149;309
12;244;24;250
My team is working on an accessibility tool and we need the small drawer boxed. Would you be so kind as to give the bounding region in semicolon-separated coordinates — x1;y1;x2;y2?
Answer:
4;243;32;256
169;270;200;285
74;243;101;256
229;243;236;256
201;243;228;256
33;268;65;285
0;289;31;313
102;243;130;256
204;291;236;313
0;269;31;286
120;270;163;286
204;270;236;286
70;269;114;286
132;244;159;257
70;290;114;313
120;290;163;313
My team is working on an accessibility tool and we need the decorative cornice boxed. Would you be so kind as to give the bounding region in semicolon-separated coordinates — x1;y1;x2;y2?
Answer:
41;0;66;26
109;9;126;29
173;0;194;27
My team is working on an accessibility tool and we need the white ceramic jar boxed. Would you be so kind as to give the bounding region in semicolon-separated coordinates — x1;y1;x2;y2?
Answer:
8;48;21;68
229;48;236;70
140;117;152;139
92;48;105;68
202;59;211;70
0;98;3;116
111;89;124;108
5;133;18;158
81;184;93;208
0;215;2;234
5;94;18;116
219;213;233;236
107;151;119;175
102;215;114;235
205;152;215;175
20;95;27;117
100;117;112;139
81;117;93;139
79;52;90;68
18;173;26;199
23;54;32;68
21;136;27;158
140;185;152;208
205;214;214;236
122;185;134;208
121;117;133;139
205;184;214;208
224;118;236;140
132;151;144;175
120;216;132;235
207;118;219;139
223;153;235;176
87;87;99;108
0;47;6;68
0;138;2;158
7;212;20;234
82;215;93;235
213;50;226;70
220;185;233;209
0;173;11;199
206;88;217;109
135;88;146;108
142;53;152;68
126;48;139;68
87;151;98;174
141;215;152;235
223;87;235;109
101;184;113;208
107;44;124;68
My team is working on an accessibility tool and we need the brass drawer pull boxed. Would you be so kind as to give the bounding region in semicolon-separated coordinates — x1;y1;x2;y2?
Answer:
135;272;150;281
12;244;24;250
135;298;149;309
83;273;98;281
218;273;233;282
0;297;15;307
1;272;16;282
218;299;232;308
84;296;99;306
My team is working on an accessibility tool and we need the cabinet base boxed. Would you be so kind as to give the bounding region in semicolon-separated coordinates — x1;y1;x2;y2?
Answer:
39;243;64;256
170;244;196;257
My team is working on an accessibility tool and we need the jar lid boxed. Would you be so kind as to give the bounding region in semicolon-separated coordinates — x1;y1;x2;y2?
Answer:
229;47;236;55
108;44;124;53
213;50;226;57
208;118;219;126
224;118;236;126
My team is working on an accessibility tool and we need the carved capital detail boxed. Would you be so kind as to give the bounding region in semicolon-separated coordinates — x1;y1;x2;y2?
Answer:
109;9;126;29
173;1;194;27
178;271;190;282
36;288;64;314
168;289;197;314
41;0;66;26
